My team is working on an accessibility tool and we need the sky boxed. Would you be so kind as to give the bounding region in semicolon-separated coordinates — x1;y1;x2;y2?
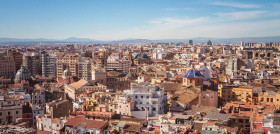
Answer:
0;0;280;40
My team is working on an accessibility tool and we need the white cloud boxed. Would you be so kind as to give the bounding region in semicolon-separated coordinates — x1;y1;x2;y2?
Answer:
149;17;208;28
211;1;261;9
90;17;280;40
215;11;265;20
90;9;279;40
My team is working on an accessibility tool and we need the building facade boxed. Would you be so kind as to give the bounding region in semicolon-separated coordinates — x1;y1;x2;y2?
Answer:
0;52;16;78
42;52;56;77
118;83;167;117
56;53;80;78
23;53;42;76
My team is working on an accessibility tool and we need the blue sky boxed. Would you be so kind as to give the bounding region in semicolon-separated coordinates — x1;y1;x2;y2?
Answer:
0;0;280;40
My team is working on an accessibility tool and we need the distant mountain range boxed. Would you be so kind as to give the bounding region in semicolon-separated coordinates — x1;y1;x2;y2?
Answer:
0;36;280;45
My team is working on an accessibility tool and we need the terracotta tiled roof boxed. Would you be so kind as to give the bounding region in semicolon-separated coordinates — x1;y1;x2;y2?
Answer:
64;116;84;127
107;71;122;77
83;119;108;129
69;79;88;89
124;124;142;132
37;130;51;134
173;92;198;104
65;116;108;129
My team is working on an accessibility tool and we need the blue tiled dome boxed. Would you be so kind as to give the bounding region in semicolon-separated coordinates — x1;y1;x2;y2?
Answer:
183;69;203;78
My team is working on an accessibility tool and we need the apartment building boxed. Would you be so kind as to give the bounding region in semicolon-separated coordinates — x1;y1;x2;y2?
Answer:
56;53;80;78
0;52;16;78
41;52;56;77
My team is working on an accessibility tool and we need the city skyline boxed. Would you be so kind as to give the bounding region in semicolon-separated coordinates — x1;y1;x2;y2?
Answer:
1;0;280;40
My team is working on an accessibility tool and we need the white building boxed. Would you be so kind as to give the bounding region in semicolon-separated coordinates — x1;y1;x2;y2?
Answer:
118;82;167;117
41;52;56;77
36;114;67;134
152;48;167;60
198;63;211;81
32;104;45;127
180;53;193;60
107;53;131;74
32;89;45;108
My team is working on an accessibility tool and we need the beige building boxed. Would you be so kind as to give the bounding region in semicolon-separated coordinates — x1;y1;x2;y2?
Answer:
78;57;92;81
36;114;66;134
23;54;42;76
0;97;22;125
64;79;107;100
258;91;280;105
56;53;80;78
92;65;107;84
117;100;136;116
46;100;73;118
198;90;218;108
107;53;131;74
9;49;23;71
0;52;16;78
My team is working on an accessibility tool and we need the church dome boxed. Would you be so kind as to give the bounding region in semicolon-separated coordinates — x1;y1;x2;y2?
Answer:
62;68;72;79
183;69;203;78
15;66;31;80
134;53;151;60
207;40;212;45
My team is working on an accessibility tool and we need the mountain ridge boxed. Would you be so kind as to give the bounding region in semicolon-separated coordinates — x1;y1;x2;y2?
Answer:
0;36;280;44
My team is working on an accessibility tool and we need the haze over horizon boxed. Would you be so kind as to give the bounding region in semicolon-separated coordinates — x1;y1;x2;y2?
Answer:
1;0;280;40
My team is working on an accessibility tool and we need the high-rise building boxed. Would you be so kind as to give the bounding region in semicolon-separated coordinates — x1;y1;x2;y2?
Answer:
0;52;16;78
78;57;92;80
226;57;238;76
91;65;107;84
23;53;42;76
9;49;23;71
189;40;193;45
42;52;56;77
107;53;131;74
56;53;80;78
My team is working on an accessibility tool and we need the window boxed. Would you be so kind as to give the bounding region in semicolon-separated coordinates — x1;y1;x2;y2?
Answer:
135;95;138;98
16;111;18;114
141;96;143;99
239;119;244;123
271;98;273;102
267;98;269;102
152;108;156;111
8;112;10;115
0;112;2;116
